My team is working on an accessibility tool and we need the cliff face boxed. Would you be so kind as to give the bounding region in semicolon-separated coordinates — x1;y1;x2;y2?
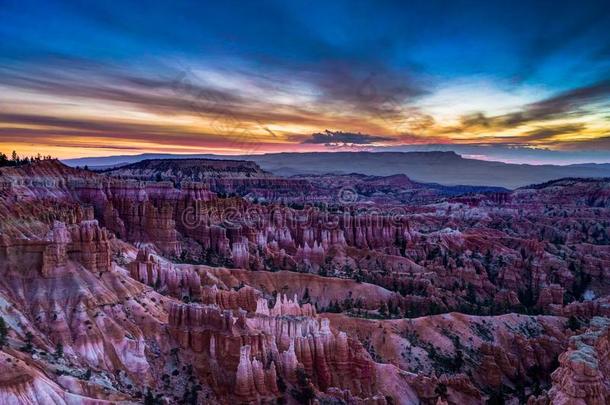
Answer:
166;297;402;403
0;159;608;404
544;317;610;404
0;219;168;403
326;312;571;404
105;157;315;200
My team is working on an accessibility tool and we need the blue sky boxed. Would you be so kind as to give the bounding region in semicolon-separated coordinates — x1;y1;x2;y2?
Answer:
1;0;609;162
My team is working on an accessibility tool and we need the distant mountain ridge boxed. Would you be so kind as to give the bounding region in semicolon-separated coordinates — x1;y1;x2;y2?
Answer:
64;151;610;189
102;158;508;204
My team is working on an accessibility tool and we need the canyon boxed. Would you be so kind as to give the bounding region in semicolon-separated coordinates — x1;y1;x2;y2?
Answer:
0;158;608;404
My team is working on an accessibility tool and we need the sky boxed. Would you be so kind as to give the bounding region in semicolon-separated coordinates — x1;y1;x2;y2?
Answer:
1;0;610;163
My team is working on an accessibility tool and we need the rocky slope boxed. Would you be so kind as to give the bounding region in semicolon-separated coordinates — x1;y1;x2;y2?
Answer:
103;158;315;202
0;159;608;404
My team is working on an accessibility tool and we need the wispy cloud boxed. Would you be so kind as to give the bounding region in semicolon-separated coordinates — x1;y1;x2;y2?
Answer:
506;123;587;143
431;80;610;151
1;1;610;160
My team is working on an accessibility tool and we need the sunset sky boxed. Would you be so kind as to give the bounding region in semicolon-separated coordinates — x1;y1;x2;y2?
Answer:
1;1;610;162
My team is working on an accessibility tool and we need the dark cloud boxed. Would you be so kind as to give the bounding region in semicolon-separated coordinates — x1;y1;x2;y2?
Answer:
302;130;393;146
556;135;610;151
0;65;249;121
0;112;169;134
0;113;261;150
448;80;610;134
306;62;427;116
458;113;494;130
0;62;416;135
506;80;610;125
515;123;586;142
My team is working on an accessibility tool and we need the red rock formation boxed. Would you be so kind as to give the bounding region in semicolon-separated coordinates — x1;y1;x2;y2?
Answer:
167;293;409;402
66;220;113;273
1;160;610;404
546;317;610;405
106;158;314;200
129;247;202;300
0;350;133;404
326;312;570;404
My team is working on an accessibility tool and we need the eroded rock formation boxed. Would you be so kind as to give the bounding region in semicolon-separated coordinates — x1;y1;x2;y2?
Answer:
545;317;610;405
0;159;608;403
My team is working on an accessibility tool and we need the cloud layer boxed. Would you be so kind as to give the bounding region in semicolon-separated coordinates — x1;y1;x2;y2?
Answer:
0;1;609;161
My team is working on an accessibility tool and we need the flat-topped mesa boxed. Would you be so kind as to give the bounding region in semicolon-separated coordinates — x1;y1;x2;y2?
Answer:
109;158;269;177
167;302;240;354
168;301;236;332
43;219;113;274
0;161;183;255
104;158;316;198
0;162;93;208
545;317;610;405
105;158;271;185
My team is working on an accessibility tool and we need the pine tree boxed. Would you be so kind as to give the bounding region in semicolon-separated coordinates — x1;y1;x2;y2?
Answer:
22;331;34;353
144;389;156;405
0;317;8;347
302;287;310;303
379;302;388;318
54;342;64;358
567;316;581;331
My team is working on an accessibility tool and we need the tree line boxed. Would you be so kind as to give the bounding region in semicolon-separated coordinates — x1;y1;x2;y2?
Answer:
0;150;55;167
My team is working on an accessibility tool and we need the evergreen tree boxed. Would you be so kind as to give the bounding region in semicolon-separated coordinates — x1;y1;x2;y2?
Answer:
379;302;388;318
54;342;64;358
0;317;8;347
22;331;34;353
567;316;581;331
302;287;310;303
